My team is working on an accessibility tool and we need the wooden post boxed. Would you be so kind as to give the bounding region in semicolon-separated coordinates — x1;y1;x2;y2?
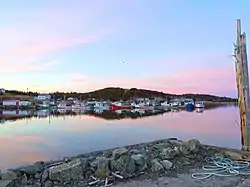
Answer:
234;19;250;151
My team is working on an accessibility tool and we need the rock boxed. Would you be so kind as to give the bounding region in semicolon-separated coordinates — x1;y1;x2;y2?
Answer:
130;149;140;154
0;180;15;187
169;139;184;146
21;174;28;185
125;157;136;176
179;145;190;155
33;182;42;187
41;170;49;182
112;147;128;159
110;155;136;177
44;180;53;187
102;150;112;158
185;139;201;153
18;165;43;175
90;159;98;169
94;157;110;178
224;150;243;160
131;154;147;172
1;170;17;181
49;158;86;182
34;173;41;180
153;143;168;150
150;159;164;173
160;160;173;170
161;148;176;159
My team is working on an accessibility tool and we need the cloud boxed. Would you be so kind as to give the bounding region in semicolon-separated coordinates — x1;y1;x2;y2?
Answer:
0;2;113;73
1;60;61;73
0;33;105;73
67;65;237;96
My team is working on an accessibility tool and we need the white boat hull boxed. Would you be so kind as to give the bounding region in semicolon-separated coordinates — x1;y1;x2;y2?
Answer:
195;103;204;108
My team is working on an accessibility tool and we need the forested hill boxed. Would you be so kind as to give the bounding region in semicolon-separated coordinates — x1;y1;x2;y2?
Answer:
4;87;237;102
52;87;236;102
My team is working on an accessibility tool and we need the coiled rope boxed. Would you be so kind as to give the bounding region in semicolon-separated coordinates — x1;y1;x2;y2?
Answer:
192;156;250;180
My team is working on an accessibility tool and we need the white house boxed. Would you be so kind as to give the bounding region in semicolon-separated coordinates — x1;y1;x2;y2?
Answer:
0;88;5;94
35;94;51;100
2;99;20;106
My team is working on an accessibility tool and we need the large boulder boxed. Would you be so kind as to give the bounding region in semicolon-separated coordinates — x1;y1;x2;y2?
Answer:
18;165;43;175
49;158;87;182
160;160;173;170
94;157;110;178
185;139;201;153
112;147;128;159
150;159;164;173
131;154;147;173
1;170;17;181
161;148;177;159
110;155;136;177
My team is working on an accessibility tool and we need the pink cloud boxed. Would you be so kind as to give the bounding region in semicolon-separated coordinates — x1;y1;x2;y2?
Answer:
67;65;237;95
0;34;104;73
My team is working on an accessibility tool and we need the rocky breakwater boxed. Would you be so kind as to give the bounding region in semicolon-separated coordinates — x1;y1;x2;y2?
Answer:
0;138;231;187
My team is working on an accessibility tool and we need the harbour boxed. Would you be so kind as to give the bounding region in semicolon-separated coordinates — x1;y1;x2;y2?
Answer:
0;2;249;186
0;105;240;170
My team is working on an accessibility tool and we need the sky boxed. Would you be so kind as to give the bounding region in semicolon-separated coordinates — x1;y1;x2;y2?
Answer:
1;1;250;97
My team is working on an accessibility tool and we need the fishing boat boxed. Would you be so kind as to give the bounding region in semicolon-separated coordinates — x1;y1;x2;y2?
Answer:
185;102;195;111
131;101;154;110
110;101;133;110
161;101;170;107
85;101;110;110
37;101;53;110
94;101;110;110
169;102;180;108
72;103;86;110
195;101;204;108
57;102;72;110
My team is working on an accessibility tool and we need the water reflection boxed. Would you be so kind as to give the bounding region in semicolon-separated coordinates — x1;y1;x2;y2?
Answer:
196;108;204;113
0;106;246;170
0;108;168;122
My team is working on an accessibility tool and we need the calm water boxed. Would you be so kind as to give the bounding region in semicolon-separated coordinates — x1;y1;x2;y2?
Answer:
0;106;240;169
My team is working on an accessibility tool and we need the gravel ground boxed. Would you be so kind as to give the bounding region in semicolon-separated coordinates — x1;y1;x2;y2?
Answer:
112;169;250;187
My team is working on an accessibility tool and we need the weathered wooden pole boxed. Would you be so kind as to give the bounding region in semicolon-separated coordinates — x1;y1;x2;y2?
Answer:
234;19;250;151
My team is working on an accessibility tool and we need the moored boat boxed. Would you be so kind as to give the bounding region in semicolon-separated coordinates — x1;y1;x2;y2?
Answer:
37;101;54;110
185;102;195;111
110;101;133;110
57;102;72;110
131;101;154;110
72;103;86;110
195;101;204;108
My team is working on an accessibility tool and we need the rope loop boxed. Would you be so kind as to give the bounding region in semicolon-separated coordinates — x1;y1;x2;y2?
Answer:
192;156;250;180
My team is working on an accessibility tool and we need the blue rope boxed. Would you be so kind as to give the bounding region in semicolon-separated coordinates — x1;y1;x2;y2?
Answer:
192;156;250;180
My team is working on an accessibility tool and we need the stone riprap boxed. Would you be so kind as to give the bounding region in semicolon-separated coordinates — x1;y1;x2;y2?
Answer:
0;138;247;187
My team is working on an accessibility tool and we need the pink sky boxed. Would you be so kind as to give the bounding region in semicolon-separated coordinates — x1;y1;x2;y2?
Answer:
1;0;247;97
